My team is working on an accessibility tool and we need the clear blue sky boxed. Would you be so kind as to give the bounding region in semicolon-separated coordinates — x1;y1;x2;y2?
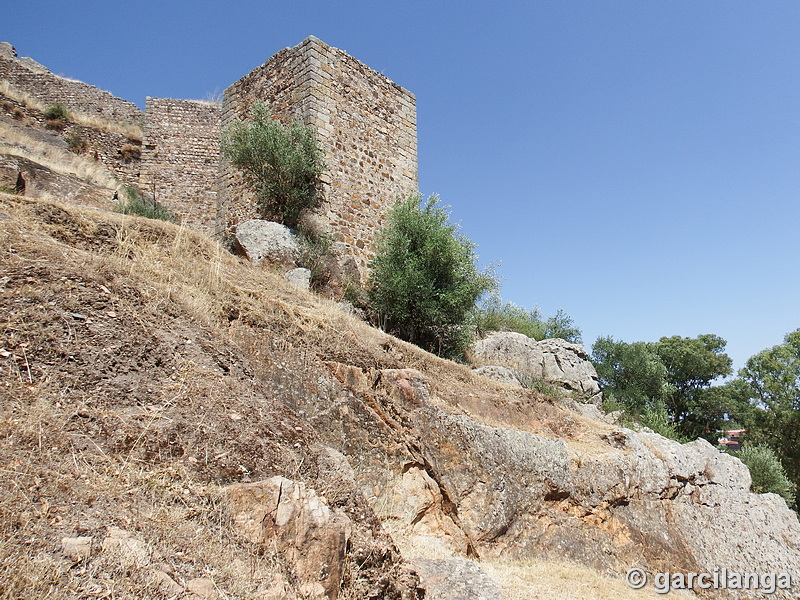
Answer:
4;1;799;372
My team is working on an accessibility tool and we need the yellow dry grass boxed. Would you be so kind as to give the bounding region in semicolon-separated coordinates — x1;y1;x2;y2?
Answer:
482;559;694;600
0;80;143;140
0;194;637;599
0;121;120;192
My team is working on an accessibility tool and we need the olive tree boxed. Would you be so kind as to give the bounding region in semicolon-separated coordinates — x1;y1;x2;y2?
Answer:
367;194;497;358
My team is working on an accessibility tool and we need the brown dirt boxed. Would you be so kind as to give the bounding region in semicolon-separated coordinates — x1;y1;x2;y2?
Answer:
0;192;615;599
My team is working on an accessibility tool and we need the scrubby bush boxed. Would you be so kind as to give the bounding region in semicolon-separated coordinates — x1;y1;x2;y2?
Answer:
473;293;582;343
44;102;69;121
66;129;88;154
220;101;326;228
474;293;544;339
120;143;141;161
43;102;69;130
113;186;175;223
733;444;796;504
367;194;497;359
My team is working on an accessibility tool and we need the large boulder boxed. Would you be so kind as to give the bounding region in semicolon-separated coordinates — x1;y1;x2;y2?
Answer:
471;332;601;401
224;476;352;600
234;219;300;266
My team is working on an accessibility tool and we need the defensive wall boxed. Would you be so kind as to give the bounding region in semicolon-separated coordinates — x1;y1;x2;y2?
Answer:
0;42;143;126
218;36;418;273
0;38;419;277
140;98;221;232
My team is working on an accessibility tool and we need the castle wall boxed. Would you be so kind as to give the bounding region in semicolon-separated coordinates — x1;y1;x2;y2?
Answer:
140;98;221;232
218;36;418;274
0;51;143;126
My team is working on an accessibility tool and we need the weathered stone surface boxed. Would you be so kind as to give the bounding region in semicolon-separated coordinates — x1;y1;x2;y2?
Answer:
224;476;351;600
0;42;16;60
140;98;220;233
186;577;219;600
286;267;311;290
61;536;92;561
472;365;523;387
413;558;503;600
234;219;300;266
0;154;115;207
471;332;601;400
298;363;800;600
0;45;142;124
101;527;151;567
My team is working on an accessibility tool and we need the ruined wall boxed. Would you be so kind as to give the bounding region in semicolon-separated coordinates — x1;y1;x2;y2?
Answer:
218;36;418;274
140;98;221;232
0;43;142;126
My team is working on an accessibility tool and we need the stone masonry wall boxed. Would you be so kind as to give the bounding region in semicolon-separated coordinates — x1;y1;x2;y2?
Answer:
140;98;221;232
0;43;142;126
218;36;418;275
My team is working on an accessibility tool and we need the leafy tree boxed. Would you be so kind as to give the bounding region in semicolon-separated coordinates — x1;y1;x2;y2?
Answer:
592;334;734;442
654;334;733;441
367;194;497;358
737;329;800;506
220;101;326;228
542;309;582;344
592;337;671;412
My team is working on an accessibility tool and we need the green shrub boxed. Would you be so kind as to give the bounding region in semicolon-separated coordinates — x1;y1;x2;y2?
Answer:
474;293;545;339
44;102;69;121
220;101;325;228
367;194;497;359
473;293;582;343
733;444;797;504
113;186;175;223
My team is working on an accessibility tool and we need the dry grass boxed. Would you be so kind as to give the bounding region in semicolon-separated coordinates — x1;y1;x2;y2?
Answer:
0;80;143;140
482;559;693;600
0;194;631;599
0;121;120;193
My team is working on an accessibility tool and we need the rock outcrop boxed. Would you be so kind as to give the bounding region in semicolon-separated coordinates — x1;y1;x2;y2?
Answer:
234;219;300;266
413;558;503;600
304;364;800;599
224;476;352;600
471;332;602;402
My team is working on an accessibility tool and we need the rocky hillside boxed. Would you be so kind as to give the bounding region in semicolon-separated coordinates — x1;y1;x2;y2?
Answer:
2;190;799;600
1;44;799;600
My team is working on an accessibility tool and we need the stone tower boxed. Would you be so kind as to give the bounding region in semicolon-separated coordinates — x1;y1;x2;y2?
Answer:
217;36;418;276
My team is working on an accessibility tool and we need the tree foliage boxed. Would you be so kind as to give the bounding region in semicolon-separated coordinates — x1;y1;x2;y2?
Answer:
220;102;326;228
367;194;497;358
591;334;733;442
736;329;800;507
654;334;733;440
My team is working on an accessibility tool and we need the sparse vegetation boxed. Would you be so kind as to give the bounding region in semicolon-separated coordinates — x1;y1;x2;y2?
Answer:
367;194;498;359
733;444;796;503
220;101;326;229
0;121;119;192
43;102;69;130
65;128;88;154
44;101;69;121
473;292;582;343
120;142;141;161
113;185;176;222
0;80;143;138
